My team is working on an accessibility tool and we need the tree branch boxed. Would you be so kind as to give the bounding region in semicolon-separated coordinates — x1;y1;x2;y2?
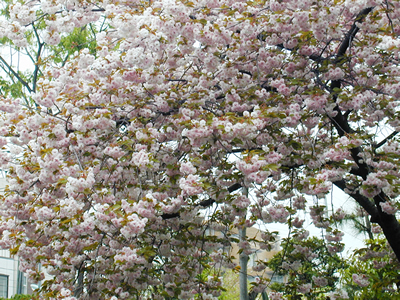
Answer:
161;182;242;220
374;130;399;149
276;43;325;63
0;56;32;93
333;180;379;222
329;6;400;262
336;7;375;60
329;7;375;177
32;24;44;93
330;7;375;135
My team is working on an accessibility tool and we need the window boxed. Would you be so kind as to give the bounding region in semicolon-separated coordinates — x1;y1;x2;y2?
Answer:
0;275;8;298
21;275;27;294
271;274;284;283
17;271;27;295
248;250;261;267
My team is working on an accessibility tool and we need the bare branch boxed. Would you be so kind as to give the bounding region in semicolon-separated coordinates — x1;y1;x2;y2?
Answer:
276;43;325;63
0;56;32;93
374;130;399;149
31;24;44;93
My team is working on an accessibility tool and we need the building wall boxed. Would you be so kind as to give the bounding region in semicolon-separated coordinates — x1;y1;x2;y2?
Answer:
0;255;23;298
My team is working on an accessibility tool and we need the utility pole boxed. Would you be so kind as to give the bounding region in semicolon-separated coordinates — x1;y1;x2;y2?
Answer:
239;186;249;300
239;226;249;300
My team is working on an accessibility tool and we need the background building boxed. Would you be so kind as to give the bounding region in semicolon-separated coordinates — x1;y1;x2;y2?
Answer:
0;249;29;298
207;224;286;284
0;178;33;298
229;226;285;283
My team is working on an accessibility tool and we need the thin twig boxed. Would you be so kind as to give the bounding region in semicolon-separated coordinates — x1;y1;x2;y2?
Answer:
72;146;84;171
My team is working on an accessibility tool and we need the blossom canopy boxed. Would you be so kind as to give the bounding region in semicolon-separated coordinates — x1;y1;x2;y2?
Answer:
0;0;400;299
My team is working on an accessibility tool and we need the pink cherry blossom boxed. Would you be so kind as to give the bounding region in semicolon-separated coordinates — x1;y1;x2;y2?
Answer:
312;276;328;287
179;174;204;196
297;283;312;294
379;201;398;215
352;274;370;287
269;292;284;300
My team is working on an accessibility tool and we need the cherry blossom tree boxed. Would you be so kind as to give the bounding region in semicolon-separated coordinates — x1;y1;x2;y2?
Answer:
0;0;400;299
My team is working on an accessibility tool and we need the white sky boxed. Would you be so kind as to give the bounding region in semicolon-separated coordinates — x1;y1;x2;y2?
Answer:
259;185;367;257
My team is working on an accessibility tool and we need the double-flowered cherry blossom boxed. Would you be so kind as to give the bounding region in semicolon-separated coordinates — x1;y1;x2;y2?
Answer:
0;0;400;298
